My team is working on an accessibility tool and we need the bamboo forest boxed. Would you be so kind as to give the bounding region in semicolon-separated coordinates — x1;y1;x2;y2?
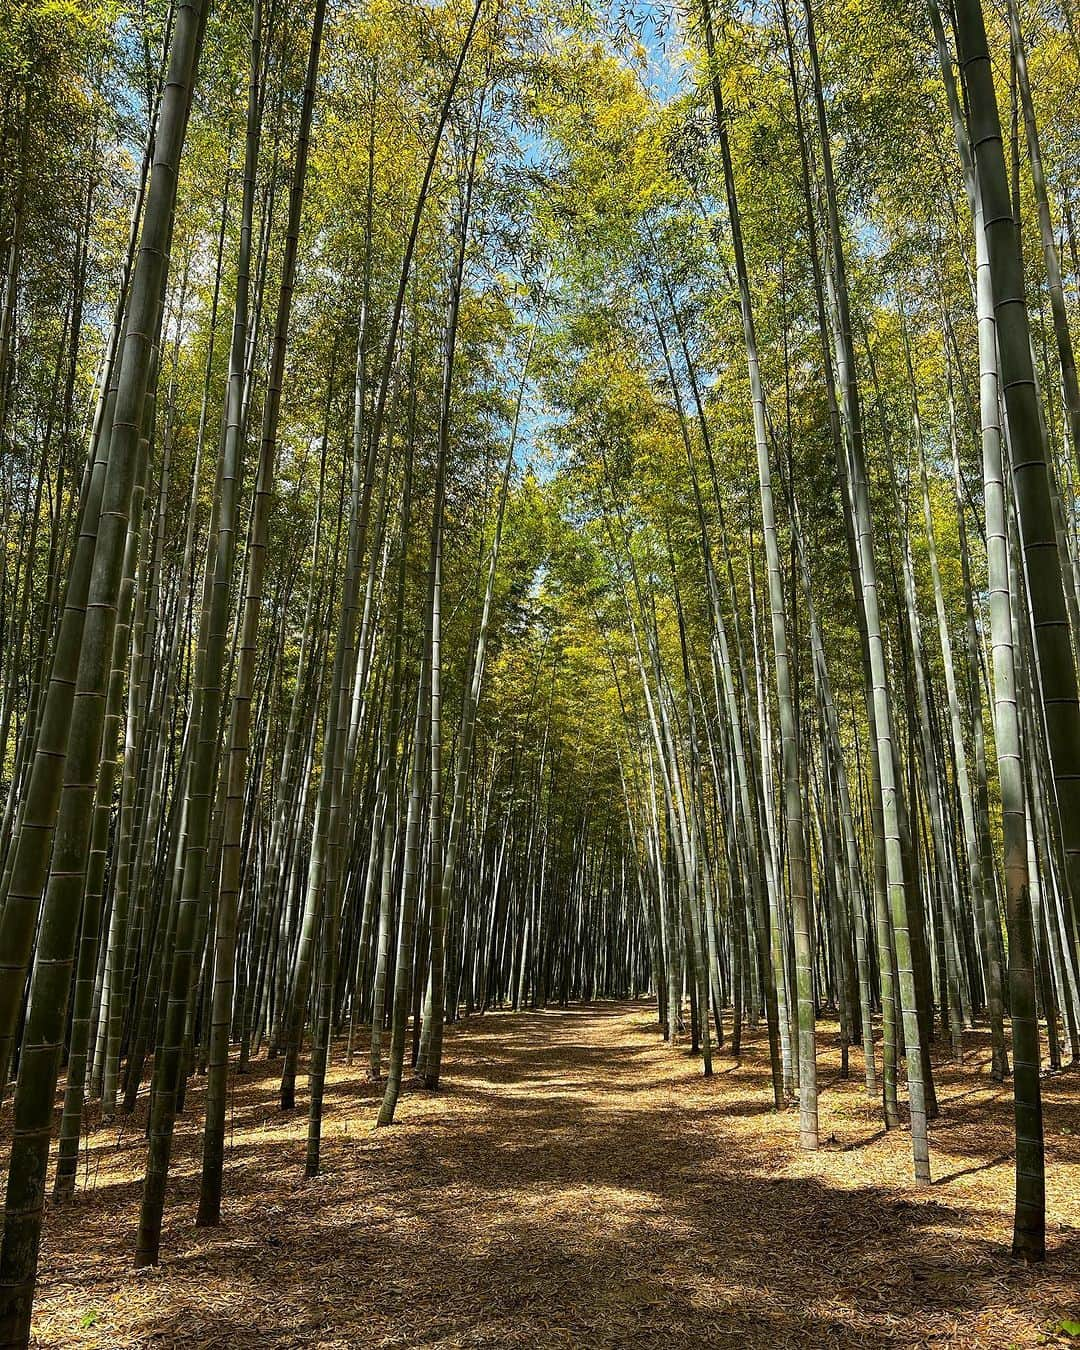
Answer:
3;0;1080;1343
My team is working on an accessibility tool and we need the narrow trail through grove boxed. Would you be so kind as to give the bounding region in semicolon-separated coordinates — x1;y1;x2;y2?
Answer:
30;1002;1080;1348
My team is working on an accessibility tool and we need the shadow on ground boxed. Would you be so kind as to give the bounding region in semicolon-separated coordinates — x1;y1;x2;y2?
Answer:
16;1001;1080;1349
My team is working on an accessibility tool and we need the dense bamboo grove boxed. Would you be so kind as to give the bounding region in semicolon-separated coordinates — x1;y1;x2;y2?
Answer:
0;0;1079;1341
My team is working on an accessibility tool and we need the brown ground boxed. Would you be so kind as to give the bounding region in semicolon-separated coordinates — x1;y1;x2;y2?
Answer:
18;1002;1080;1348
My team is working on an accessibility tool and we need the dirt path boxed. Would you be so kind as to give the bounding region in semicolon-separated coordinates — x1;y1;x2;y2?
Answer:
26;1002;1080;1347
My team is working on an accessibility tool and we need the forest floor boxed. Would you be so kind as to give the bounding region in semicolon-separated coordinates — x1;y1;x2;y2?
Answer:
14;1002;1080;1348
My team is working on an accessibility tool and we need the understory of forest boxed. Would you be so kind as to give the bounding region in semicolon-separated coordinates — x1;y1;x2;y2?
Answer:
18;1005;1080;1350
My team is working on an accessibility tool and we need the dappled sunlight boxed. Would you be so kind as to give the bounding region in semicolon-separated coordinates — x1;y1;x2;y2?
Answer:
15;1001;1079;1348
